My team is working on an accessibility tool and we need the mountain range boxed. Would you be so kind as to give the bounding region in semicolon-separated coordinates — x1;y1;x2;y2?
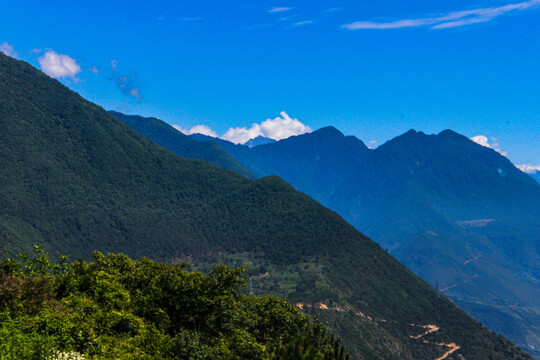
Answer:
185;126;540;356
0;53;532;359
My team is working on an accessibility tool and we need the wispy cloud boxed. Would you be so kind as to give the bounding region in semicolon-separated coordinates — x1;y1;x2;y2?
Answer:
38;50;81;80
181;17;204;22
108;59;142;101
470;135;508;156
278;15;297;22
116;73;142;100
0;42;17;58
269;7;292;13
323;7;343;13
343;0;540;30
293;20;314;26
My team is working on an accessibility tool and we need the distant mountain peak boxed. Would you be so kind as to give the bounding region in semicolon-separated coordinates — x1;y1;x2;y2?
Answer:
437;129;475;143
243;136;276;148
394;129;434;141
286;125;369;151
313;126;344;137
404;129;419;135
438;129;460;137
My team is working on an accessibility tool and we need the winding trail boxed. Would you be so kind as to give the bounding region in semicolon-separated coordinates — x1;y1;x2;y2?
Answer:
434;342;460;360
408;324;461;360
440;274;478;292
464;253;482;265
409;324;439;339
409;324;465;360
295;303;463;360
408;323;461;359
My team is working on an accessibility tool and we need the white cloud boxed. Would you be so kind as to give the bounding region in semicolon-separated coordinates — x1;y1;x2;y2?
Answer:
516;164;540;173
470;135;508;156
342;0;540;30
89;66;99;75
368;140;378;149
222;111;312;144
0;42;17;58
174;112;311;144
38;50;81;80
173;124;218;138
323;7;343;13
269;7;292;13
470;135;490;147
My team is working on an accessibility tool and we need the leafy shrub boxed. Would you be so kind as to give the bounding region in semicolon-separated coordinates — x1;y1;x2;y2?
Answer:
0;247;349;360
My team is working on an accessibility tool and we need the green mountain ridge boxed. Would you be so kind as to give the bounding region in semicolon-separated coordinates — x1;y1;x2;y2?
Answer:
0;53;532;359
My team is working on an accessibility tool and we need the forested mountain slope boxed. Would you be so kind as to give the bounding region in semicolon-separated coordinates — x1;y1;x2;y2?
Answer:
189;126;540;356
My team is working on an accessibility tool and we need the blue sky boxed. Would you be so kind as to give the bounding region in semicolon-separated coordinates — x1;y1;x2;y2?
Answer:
1;0;539;169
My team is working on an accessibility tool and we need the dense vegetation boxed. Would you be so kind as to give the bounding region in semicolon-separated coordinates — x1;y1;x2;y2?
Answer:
0;247;349;359
190;126;540;354
0;52;533;359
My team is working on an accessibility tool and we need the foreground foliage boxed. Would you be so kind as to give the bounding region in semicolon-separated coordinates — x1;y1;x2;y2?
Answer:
0;247;349;360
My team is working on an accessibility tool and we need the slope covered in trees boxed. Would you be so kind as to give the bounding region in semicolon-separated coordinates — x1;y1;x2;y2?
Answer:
0;52;532;359
189;127;540;355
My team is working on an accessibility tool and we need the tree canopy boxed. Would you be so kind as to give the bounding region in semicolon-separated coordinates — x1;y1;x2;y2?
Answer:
0;247;348;360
